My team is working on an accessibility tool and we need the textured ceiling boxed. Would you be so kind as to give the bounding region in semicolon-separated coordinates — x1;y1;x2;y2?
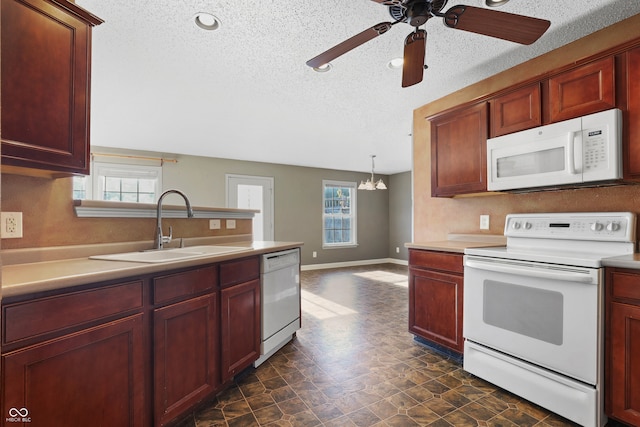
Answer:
76;0;640;174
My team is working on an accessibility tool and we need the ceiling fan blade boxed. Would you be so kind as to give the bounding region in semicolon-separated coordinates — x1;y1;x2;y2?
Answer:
402;29;426;88
306;22;394;68
443;5;550;45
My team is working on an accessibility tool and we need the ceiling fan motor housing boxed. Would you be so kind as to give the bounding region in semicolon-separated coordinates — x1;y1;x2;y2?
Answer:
406;0;431;27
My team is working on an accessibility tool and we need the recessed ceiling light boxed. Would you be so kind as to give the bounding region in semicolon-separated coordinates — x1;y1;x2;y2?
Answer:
194;12;220;31
387;58;403;69
313;63;332;73
485;0;510;7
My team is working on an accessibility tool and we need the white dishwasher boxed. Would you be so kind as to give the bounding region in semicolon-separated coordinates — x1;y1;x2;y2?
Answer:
254;248;301;367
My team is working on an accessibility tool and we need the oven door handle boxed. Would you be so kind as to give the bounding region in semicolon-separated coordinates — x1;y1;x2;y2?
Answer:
465;259;595;284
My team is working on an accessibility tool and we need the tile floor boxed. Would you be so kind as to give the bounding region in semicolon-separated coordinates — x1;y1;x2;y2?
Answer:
176;264;622;427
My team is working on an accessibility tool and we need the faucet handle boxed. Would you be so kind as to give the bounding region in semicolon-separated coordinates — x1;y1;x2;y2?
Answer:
161;225;173;245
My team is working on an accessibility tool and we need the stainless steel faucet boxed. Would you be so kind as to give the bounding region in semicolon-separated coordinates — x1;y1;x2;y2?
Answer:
155;189;194;249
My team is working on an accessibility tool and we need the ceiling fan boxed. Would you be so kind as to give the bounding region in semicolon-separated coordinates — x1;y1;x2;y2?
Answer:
306;0;551;88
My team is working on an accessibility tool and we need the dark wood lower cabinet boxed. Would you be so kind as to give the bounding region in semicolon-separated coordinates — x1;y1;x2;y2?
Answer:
2;314;145;427
408;249;464;355
1;253;270;427
606;268;640;427
153;294;218;427
220;278;261;382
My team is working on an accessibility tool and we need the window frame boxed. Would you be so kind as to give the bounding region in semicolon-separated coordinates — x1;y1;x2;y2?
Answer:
73;162;163;203
322;180;358;249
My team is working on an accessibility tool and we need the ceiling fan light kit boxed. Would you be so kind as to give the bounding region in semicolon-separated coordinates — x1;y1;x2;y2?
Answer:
306;0;550;87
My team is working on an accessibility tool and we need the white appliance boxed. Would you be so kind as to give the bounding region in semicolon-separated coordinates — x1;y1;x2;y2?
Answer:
464;212;636;427
487;108;622;192
254;248;301;367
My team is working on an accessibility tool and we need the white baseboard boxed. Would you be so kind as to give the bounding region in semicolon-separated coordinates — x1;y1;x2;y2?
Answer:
301;257;408;271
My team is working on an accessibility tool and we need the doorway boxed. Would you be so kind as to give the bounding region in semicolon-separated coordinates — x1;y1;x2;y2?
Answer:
226;174;274;241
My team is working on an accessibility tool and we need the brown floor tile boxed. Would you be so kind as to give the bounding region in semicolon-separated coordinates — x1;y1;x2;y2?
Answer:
175;265;596;427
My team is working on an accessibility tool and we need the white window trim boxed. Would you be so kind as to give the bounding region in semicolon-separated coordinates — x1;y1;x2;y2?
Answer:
322;179;358;249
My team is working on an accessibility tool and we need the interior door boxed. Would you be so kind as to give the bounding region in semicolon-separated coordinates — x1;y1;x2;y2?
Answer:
226;175;274;241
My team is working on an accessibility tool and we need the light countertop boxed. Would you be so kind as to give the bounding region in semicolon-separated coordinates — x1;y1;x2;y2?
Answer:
405;234;506;254
602;253;640;269
1;241;303;299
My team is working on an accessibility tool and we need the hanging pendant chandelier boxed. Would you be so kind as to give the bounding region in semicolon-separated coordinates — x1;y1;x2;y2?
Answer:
358;155;387;190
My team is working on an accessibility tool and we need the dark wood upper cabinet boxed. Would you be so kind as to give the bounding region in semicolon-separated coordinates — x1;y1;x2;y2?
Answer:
623;46;640;180
489;83;542;138
545;56;616;124
1;0;103;175
430;102;488;197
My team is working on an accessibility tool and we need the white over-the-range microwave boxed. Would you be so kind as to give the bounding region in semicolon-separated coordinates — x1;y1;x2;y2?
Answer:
487;108;622;192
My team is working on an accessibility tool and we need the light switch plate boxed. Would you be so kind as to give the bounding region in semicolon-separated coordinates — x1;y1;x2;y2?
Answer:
209;219;221;230
480;215;490;230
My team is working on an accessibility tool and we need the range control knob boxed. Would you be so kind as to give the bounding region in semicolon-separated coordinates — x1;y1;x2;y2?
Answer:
512;221;521;230
524;221;532;230
591;222;604;231
607;222;620;232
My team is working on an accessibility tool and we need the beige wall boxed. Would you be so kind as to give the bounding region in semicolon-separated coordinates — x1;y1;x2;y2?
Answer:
389;171;412;259
412;14;640;243
1;147;404;266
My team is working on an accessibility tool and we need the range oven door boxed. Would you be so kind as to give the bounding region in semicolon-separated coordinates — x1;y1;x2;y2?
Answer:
463;255;602;385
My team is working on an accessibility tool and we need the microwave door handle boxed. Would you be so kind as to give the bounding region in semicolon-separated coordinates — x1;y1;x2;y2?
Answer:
465;259;595;283
567;131;577;175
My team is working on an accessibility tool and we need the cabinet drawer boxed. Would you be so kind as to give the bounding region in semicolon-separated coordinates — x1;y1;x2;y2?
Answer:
608;269;640;303
153;265;218;305
2;280;144;348
220;256;260;288
409;250;463;274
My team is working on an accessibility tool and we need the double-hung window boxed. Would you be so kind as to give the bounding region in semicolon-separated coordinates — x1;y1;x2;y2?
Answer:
322;180;357;248
73;162;162;203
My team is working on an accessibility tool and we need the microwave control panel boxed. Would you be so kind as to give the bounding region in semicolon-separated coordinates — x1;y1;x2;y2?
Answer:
582;128;607;171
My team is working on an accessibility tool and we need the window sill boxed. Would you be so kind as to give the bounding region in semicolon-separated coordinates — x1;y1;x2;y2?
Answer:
322;244;359;250
73;200;258;219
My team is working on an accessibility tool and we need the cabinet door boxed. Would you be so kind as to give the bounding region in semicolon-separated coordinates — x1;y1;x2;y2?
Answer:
153;293;218;426
2;315;144;427
220;279;261;382
605;268;640;426
409;267;463;353
1;0;102;175
624;46;640;180
607;302;640;426
489;83;542;137
430;102;488;197
546;56;616;123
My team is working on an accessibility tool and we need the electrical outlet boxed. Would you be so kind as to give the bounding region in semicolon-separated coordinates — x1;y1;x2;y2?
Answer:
312;251;317;258
209;219;221;230
1;212;23;238
226;219;236;229
480;215;490;230
396;247;400;253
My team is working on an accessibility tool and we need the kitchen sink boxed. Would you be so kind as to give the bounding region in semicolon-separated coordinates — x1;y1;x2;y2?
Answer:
90;245;251;263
